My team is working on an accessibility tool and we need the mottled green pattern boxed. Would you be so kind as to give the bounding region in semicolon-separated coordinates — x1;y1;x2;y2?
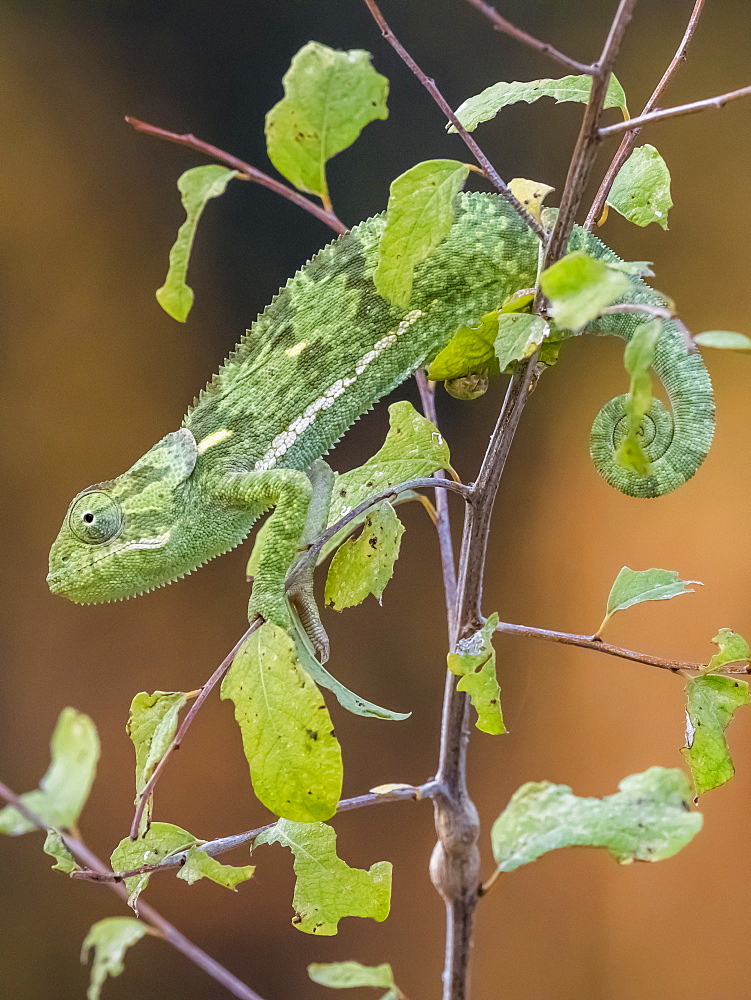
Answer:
48;193;715;627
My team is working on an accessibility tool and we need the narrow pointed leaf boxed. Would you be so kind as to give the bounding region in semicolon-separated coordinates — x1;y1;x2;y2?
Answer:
155;165;236;322
127;690;187;834
374;159;470;308
43;829;79;874
601;566;698;634
491;767;702;873
265;41;388;199
328;401;450;524
539;251;631;331
177;845;255;889
325;501;404;611
613;319;664;474
683;674;751;795
447;614;505;734
451;73;627;132
111;822;198;911
0;708;99;835
256;819;392;935
81;917;149;1000
606;144;672;229
695;330;751;351
221;623;342;822
308;961;397;990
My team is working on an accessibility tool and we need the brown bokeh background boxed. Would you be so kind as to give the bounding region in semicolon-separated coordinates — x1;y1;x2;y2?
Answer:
2;2;751;998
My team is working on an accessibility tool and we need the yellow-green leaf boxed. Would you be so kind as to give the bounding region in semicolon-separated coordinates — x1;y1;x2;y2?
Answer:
614;319;663;475
695;330;751;351
494;313;549;370
447;614;505;734
706;628;751;673
265;41;388;200
328;401;450;525
177;845;255;890
308;961;397;991
155;165;236;322
111;822;198;910
43;829;79;874
598;565;698;635
683;674;750;795
127;690;187;835
451;73;627;132
427;310;499;381
0;708;99;836
539;251;631;331
374;159;470;308
325;501;404;611
81;917;150;1000
256;819;392;935
491;767;701;873
606;144;672;230
221;623;342;822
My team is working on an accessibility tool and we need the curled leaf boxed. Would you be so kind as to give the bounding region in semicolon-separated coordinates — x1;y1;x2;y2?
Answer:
81;917;150;1000
177;846;255;890
447;614;505;735
683;674;750;796
606;144;672;229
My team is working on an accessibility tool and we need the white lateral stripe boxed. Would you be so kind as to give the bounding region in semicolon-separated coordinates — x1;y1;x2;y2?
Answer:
254;310;425;472
197;428;233;454
116;532;172;553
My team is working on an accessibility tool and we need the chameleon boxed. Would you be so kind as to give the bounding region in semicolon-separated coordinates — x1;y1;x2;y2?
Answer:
47;191;715;657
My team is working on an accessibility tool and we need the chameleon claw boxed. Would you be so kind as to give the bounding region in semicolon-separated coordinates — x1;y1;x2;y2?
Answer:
287;577;330;663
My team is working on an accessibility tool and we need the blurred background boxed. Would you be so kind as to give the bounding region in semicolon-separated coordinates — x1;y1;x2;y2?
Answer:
2;1;751;998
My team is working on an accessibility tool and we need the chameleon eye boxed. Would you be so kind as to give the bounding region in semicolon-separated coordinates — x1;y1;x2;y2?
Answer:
68;491;122;545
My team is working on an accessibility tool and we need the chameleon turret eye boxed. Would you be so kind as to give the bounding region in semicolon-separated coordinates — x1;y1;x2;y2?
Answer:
68;491;122;545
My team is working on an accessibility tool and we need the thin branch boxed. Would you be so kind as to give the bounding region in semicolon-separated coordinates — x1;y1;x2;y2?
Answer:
462;0;594;76
360;0;545;239
0;781;264;1000
598;83;751;137
586;0;706;228
73;783;434;883
129;623;260;839
491;620;749;674
125;117;347;235
416;372;458;637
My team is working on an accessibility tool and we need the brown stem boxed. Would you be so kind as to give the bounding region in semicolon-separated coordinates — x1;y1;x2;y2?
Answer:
586;0;706;228
124;117;347;235
129;623;260;839
361;0;545;239
0;781;264;1000
74;783;433;883
462;0;594;76
598;83;751;138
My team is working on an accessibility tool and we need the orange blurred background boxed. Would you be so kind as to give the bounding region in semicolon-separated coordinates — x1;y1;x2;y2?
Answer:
2;2;751;998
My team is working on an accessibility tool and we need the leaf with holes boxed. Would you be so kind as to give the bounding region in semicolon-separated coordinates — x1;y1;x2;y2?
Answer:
447;614;505;735
607;144;672;229
325;501;404;611
156;165;236;322
256;819;392;935
221;623;342;822
0;708;99;836
265;41;388;201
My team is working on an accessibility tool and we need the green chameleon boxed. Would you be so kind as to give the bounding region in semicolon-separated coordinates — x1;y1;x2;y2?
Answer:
47;192;715;657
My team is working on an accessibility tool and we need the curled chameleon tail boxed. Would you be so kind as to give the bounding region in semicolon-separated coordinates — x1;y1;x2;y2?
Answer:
576;231;715;498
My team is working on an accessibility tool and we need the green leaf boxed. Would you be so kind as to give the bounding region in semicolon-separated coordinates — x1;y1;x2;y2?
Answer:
427;310;500;381
308;961;397;991
127;691;187;835
0;708;99;836
683;674;751;796
325;501;404;611
614;319;664;475
177;845;255;890
494;313;549;371
598;565;698;635
328;401;450;525
221;623;343;822
447;614;505;735
155;165;236;322
706;628;751;672
111;822;198;911
451;73;627;133
291;614;411;722
695;330;751;351
491;767;702;873
43;829;79;874
539;251;631;331
265;41;388;200
256;819;392;935
81;917;150;1000
606;144;672;230
374;159;470;308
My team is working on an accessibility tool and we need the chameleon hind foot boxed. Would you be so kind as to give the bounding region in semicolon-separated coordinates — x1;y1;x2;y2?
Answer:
287;568;330;663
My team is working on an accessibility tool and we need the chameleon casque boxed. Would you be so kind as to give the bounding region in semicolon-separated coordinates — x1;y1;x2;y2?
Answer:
47;192;715;656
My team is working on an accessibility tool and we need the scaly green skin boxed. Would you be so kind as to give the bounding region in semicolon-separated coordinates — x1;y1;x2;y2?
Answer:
47;192;715;638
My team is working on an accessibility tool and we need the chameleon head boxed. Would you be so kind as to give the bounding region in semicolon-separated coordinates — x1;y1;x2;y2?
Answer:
47;428;202;604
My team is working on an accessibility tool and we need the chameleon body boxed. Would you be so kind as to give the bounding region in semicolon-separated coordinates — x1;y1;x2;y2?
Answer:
47;192;714;649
